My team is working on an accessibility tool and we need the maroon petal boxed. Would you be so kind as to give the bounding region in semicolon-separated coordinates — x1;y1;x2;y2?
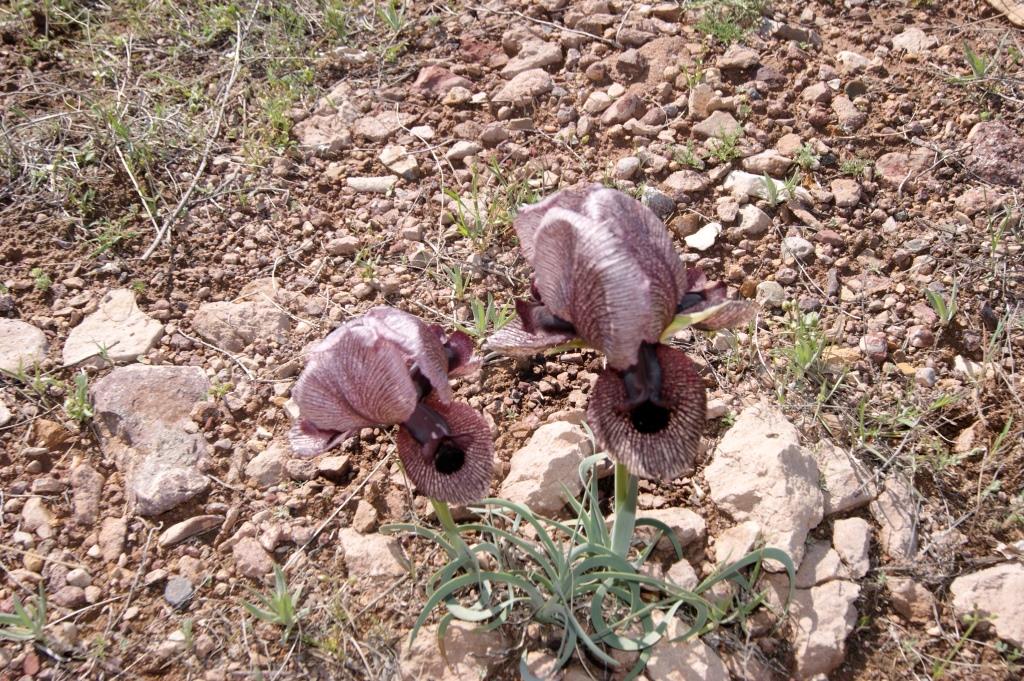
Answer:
291;326;418;437
289;419;349;457
486;316;578;357
396;397;493;504
361;307;454;403
587;344;706;481
513;184;594;261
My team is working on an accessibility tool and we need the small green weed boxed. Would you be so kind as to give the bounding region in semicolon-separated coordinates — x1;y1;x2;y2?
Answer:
0;583;48;645
30;267;52;292
674;142;706;170
794;143;819;170
63;370;93;425
694;0;767;43
242;564;309;644
925;277;959;327
840;157;870;177
708;129;742;163
461;294;514;339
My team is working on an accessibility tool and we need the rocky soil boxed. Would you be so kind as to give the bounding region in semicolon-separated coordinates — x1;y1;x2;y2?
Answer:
1;1;1023;679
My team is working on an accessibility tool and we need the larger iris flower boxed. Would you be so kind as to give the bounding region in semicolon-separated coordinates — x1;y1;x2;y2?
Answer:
289;307;492;504
489;185;755;481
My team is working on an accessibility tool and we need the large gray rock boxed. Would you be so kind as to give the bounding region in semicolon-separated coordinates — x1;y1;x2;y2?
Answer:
498;421;593;515
191;279;291;353
63;289;163;366
0;319;47;374
91;365;210;516
704;404;823;568
951;562;1024;647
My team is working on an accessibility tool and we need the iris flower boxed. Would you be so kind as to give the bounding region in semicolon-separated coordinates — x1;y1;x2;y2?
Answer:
289;307;492;504
489;184;755;481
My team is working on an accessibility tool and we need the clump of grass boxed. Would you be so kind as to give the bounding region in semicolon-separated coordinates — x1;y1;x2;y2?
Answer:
30;267;52;292
794;143;820;170
708;129;743;163
242;564;309;644
694;0;768;43
63;370;93;425
0;583;48;645
674;142;706;170
925;276;960;327
840;157;870;177
459;294;514;339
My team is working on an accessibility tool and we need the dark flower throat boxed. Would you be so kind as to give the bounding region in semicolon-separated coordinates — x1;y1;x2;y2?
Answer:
403;371;465;474
621;343;671;434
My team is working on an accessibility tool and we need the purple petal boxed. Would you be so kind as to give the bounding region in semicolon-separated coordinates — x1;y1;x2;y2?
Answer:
291;326;418;439
587;344;706;481
289;419;349;457
397;397;494;504
524;185;687;369
486;317;578;357
513;184;595;262
360;307;454;404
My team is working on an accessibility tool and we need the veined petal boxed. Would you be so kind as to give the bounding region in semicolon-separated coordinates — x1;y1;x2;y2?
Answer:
397;397;494;504
360;307;454;404
291;326;418;436
486;317;579;357
289;419;349;457
587;344;706;481
513;184;594;261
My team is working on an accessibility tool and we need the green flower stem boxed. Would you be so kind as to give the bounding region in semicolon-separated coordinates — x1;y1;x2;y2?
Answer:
431;498;459;536
610;463;638;559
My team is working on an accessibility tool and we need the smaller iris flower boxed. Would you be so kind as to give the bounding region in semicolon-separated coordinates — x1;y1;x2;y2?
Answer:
289;307;491;504
489;184;755;481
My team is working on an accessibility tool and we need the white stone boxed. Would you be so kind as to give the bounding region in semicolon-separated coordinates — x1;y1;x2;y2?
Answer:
630;507;707;552
346;175;397;193
810;441;875;515
951;562;1024;648
888;577;935;622
399;620;506;681
705;404;824;569
244;443;288;488
0;319;47;374
738;204;772;237
684;222;721;251
192;279;291;353
339;528;407;579
790;580;860;679
63;289;163;366
666;558;699;590
378;144;419;180
723;170;812;203
795;539;843;588
445;140;482;162
499;421;593;515
869;475;917;561
782;236;814;264
713;521;761;565
832;517;871;579
741;150;792;176
892;27;936;53
646;615;729;681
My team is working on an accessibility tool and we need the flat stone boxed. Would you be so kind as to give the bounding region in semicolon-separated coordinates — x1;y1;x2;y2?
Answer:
705;404;823;569
192;280;291;353
692;111;741;140
723;170;812;203
832;95;867;132
646;615;729;681
832;517;871;579
662;170;710;201
892;27;936;53
951;562;1024;647
378;144;418;180
741;150;792;176
613;156;642;180
738;204;772;238
869;475;917;562
445;140;483;162
399;620;506;681
836;50;870;72
630;507;707;552
245;442;288;489
888;577;935;622
601;93;643;126
164;576;193;608
666;558;699;590
352;111;416;142
338;528;407;579
346;175;397;193
51;586;87;610
810;441;875;515
232;536;273;580
831;178;862;207
790;580;860;678
966;121;1024;187
583;91;612;114
502;39;562;78
158;515;222;548
0;319;47;374
755;280;786;308
492;69;553;106
317;455;351;481
499;421;593;515
63;289;163;366
21;497;53;537
684;222;721;251
412;65;472;99
782;236;814;263
795;539;843;588
92;365;211;516
70;464;104;527
713;521;761;565
98;517;127;562
716;45;759;69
